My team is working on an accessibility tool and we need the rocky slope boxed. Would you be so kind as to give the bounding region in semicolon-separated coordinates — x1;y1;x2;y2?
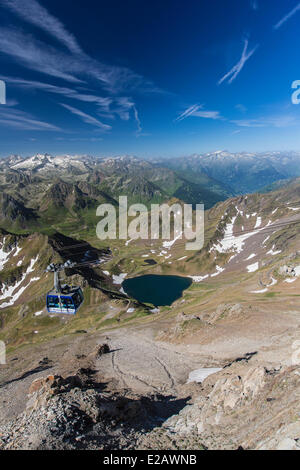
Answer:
141;362;300;450
1;325;300;450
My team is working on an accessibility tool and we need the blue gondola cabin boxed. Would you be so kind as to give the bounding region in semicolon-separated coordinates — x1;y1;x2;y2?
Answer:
47;285;84;315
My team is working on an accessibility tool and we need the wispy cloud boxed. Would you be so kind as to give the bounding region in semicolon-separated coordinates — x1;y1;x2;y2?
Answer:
114;97;134;121
1;0;82;54
175;104;222;122
232;115;298;128
192;110;222;119
0;107;61;131
218;39;259;85
0;3;161;94
251;1;258;11
133;106;142;136
59;103;112;131
175;105;201;122
235;103;247;113
0;28;83;83
0;75;112;111
0;0;164;135
55;137;103;142
1;75;144;133
0;27;136;89
274;3;300;30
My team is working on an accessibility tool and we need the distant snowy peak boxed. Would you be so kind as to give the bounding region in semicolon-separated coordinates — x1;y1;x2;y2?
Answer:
9;154;93;173
11;153;51;169
7;154;23;164
207;151;232;157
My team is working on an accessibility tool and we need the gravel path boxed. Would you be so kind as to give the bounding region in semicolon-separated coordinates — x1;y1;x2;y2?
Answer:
94;329;206;395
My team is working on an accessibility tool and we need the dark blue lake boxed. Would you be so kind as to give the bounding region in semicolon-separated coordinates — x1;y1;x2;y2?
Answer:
123;274;192;307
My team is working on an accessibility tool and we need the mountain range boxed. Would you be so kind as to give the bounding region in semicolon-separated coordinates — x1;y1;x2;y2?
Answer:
158;150;300;194
1;151;300;450
1;151;300;232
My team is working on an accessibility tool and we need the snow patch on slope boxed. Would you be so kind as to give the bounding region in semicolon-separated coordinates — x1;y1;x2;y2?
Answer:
211;265;225;277
210;212;266;256
247;262;259;273
189;274;209;283
0;238;14;271
245;253;256;261
250;288;268;294
162;231;183;250
187;368;222;384
0;256;39;308
112;273;127;285
267;245;282;256
254;217;262;228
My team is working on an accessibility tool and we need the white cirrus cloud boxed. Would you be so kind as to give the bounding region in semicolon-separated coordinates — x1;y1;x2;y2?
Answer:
218;39;259;85
175;104;222;122
1;0;82;54
174;104;201;122
0;107;61;131
192;110;222;120
0;0;162;134
0;75;112;111
1;75;144;132
59;103;112;131
274;3;300;30
0;6;162;95
133;106;142;136
0;28;84;83
232;115;298;128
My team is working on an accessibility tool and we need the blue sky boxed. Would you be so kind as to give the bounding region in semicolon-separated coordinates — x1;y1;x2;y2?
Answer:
0;0;300;157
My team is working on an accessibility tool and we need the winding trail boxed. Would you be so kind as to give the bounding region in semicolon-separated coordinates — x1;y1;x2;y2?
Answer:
95;329;204;395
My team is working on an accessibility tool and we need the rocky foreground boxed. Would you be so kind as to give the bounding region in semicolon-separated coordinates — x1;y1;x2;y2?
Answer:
0;340;300;450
